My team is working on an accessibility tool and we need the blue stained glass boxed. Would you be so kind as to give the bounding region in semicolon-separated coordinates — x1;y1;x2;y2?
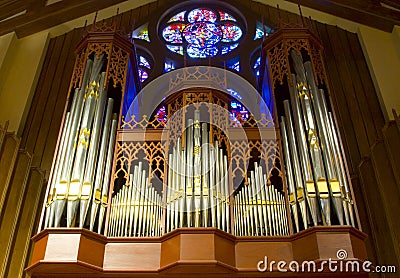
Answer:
139;56;151;69
168;11;186;22
254;57;261;76
221;23;242;42
188;9;217;23
138;68;148;83
221;43;238;54
187;45;218;58
228;61;240;72
184;22;222;48
162;23;186;43
254;27;264;40
227;88;242;100
166;45;184;55
230;100;249;125
164;62;176;72
156;106;167;126
219;11;236;21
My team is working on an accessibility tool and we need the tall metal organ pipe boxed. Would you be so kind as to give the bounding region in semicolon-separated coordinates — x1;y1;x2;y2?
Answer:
279;50;355;229
43;55;118;229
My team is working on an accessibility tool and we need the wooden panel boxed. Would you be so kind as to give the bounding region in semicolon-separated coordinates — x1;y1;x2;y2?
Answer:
326;25;371;158
22;35;66;157
346;33;385;137
32;31;74;167
0;150;32;277
337;29;378;146
0;133;20;215
39;29;82;174
5;167;45;278
358;158;398;267
315;23;361;174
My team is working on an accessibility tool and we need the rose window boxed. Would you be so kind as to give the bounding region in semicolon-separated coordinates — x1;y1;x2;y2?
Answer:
161;8;243;58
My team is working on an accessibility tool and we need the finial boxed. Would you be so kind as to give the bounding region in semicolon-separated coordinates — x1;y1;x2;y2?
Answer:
277;4;282;29
297;3;305;27
92;11;98;30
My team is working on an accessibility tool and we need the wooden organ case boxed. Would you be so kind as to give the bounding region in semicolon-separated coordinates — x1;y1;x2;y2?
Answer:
27;16;369;278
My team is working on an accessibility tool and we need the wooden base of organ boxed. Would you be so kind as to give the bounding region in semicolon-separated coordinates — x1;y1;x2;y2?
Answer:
27;226;368;277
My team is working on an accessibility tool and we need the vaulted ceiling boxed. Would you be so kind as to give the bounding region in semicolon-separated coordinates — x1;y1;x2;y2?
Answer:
1;0;400;38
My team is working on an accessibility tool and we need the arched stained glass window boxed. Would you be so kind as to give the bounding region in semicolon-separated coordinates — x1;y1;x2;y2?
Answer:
161;7;243;58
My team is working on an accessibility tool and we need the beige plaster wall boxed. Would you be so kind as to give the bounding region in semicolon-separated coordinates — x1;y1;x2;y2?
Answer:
0;31;49;135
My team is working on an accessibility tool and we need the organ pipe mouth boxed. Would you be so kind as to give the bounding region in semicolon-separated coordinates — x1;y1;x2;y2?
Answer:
317;178;329;199
329;179;341;198
306;180;316;197
56;181;69;199
68;180;81;200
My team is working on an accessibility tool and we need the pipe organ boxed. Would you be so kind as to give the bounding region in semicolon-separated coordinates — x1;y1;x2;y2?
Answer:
27;11;370;278
40;20;358;238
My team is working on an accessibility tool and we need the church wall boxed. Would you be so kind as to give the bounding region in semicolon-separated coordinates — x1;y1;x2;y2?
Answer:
0;31;49;135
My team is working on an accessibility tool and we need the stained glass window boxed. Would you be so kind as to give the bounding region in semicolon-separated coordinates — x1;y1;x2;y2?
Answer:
161;8;243;58
138;55;151;83
168;11;186;23
254;56;261;77
164;61;176;72
227;88;242;100
132;23;150;42
254;23;273;40
188;9;217;23
230;100;249;125
219;11;236;21
156;106;167;126
226;57;240;72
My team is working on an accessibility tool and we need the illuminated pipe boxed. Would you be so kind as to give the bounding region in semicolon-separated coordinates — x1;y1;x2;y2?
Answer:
45;112;70;228
328;112;354;226
193;112;202;228
289;74;318;226
283;101;309;230
79;72;107;228
223;154;230;233
257;165;269;236
219;149;226;232
180;148;186;228
55;60;92;227
280;116;300;232
201;123;209;228
98;115;118;233
166;155;172;233
89;98;114;231
214;140;221;230
128;173;136;236
186;119;194;227
209;141;216;228
133;162;143;236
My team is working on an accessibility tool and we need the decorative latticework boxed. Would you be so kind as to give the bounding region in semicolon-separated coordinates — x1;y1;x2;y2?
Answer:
230;139;281;187
267;42;289;86
113;141;166;189
263;28;326;89
107;45;130;89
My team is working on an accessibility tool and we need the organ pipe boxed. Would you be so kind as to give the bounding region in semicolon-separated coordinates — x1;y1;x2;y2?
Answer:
279;50;355;229
43;55;118;229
